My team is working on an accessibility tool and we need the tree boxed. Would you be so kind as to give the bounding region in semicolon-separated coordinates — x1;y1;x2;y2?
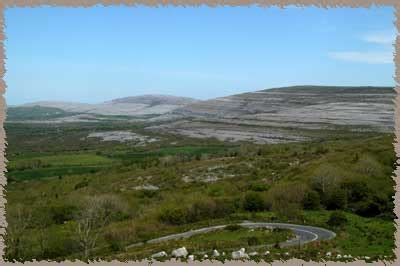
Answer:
74;195;127;259
268;183;306;220
356;155;382;177
311;165;343;195
32;204;54;259
5;204;32;261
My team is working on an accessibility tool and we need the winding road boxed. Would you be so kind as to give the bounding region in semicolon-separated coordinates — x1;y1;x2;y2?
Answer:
125;221;336;250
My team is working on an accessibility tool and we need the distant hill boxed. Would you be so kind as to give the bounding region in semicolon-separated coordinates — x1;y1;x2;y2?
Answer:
7;86;396;145
173;86;395;126
6;106;72;121
264;85;395;94
106;95;198;106
147;86;396;144
9;95;198;120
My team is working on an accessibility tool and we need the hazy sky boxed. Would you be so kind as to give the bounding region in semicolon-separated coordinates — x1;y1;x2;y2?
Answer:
5;6;396;105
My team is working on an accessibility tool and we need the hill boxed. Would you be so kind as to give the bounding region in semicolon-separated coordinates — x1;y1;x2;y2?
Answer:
8;95;198;121
148;86;395;144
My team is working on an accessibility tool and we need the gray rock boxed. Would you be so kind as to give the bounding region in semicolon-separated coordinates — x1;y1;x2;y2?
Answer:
151;251;167;258
212;249;220;257
151;86;395;144
232;248;249;259
171;247;188;258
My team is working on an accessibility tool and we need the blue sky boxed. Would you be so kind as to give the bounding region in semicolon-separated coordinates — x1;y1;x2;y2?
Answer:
4;6;396;105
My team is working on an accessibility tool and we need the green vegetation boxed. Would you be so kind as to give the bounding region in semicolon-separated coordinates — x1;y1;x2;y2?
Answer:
122;227;293;259
7;106;75;121
3;121;397;262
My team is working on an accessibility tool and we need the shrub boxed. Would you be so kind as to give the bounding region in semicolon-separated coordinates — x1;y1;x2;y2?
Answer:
138;189;158;198
39;230;78;260
74;179;89;190
341;179;370;202
50;204;78;224
243;192;265;212
303;190;321;210
326;189;347;210
327;211;348;227
104;226;136;251
247;236;261;246
314;146;329;155
268;183;306;220
224;224;243;231
249;182;270;192
356;155;382;177
214;198;237;217
187;199;217;222
354;193;389;217
159;207;188;225
159;198;237;225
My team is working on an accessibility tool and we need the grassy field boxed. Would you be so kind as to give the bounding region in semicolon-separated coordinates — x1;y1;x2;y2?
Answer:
3;121;397;262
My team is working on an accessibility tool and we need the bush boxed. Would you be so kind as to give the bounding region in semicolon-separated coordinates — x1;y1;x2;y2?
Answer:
268;183;306;220
224;224;243;231
314;146;329;155
159;198;237;225
138;189;158;198
50;204;78;224
104;226;136;252
249;182;270;192
187;199;217;222
326;189;347;210
74;179;89;190
243;192;265;212
341;179;370;202
303;190;321;210
35;225;79;260
214;198;237;217
354;193;390;217
356;155;382;177
247;236;261;246
159;207;188;225
327;211;348;227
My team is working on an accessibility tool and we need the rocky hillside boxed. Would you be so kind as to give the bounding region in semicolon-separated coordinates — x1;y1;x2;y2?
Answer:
106;95;198;106
13;95;198;119
148;86;395;144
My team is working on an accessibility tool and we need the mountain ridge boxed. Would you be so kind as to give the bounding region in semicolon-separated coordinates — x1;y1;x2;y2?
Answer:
16;94;198;117
146;85;396;144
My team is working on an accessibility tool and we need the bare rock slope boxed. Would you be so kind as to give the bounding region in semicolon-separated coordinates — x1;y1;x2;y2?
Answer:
20;95;198;117
149;86;395;144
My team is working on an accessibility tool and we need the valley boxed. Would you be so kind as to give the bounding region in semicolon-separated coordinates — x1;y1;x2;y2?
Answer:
3;86;397;262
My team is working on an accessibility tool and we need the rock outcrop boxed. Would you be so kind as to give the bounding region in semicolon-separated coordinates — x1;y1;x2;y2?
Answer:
171;247;188;258
149;86;395;144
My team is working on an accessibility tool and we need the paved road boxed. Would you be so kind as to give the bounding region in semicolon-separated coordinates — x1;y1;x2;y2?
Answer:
125;221;336;250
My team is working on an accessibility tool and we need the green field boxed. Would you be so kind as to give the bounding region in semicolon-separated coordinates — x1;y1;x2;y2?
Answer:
3;121;397;262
